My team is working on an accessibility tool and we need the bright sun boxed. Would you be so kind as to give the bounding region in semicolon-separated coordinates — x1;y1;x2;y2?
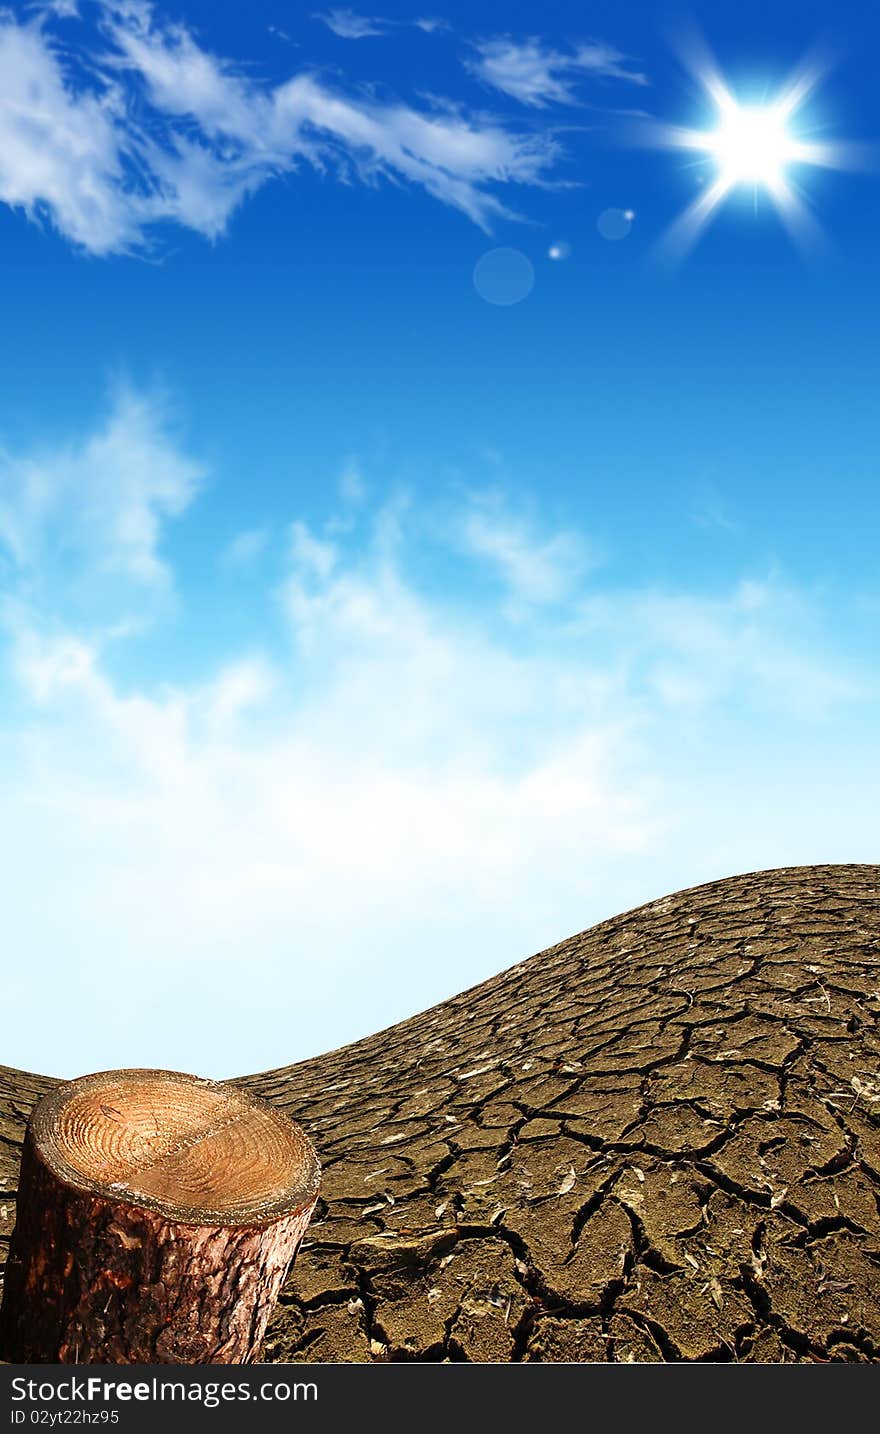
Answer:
708;100;798;193
644;36;856;256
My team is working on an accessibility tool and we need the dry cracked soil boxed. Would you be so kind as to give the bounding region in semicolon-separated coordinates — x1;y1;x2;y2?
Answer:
2;864;879;1362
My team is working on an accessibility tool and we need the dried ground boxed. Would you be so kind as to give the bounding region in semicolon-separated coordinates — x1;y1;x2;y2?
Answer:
2;864;879;1361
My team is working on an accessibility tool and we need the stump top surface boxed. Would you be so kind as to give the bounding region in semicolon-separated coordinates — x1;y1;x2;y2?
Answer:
31;1069;320;1226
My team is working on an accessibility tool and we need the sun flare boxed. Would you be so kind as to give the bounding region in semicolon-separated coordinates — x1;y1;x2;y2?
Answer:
645;38;858;257
708;100;799;193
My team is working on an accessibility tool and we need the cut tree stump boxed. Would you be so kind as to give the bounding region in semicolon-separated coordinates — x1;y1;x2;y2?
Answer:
0;1068;320;1364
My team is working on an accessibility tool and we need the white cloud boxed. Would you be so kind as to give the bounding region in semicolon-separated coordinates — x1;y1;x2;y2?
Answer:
690;480;740;532
221;527;271;569
0;4;562;254
41;0;81;16
0;395;874;1080
314;10;449;39
0;385;204;591
0;13;145;254
314;9;389;39
457;492;592;605
338;457;367;508
576;580;861;716
289;520;338;582
466;35;648;107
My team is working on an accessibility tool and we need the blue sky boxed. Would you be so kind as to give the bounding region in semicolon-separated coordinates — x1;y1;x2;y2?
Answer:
1;0;878;1078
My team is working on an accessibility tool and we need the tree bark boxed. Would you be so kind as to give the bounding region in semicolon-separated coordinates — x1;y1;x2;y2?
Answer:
0;1069;320;1364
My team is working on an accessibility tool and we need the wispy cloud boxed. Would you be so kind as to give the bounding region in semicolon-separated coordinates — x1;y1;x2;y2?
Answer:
456;490;592;606
1;389;874;1078
0;384;203;593
221;527;272;570
465;35;648;107
690;480;740;532
41;0;81;16
314;9;448;40
576;580;859;716
314;8;388;39
0;3;561;254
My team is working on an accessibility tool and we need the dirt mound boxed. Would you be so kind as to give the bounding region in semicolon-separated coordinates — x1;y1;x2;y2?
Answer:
3;864;879;1361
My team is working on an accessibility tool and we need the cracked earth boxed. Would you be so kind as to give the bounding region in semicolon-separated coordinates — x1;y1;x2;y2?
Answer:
2;864;879;1361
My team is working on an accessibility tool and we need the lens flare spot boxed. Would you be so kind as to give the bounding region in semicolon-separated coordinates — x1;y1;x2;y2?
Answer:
473;247;535;306
597;208;634;241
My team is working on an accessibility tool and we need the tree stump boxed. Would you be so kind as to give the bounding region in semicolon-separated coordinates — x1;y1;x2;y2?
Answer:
0;1069;320;1364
